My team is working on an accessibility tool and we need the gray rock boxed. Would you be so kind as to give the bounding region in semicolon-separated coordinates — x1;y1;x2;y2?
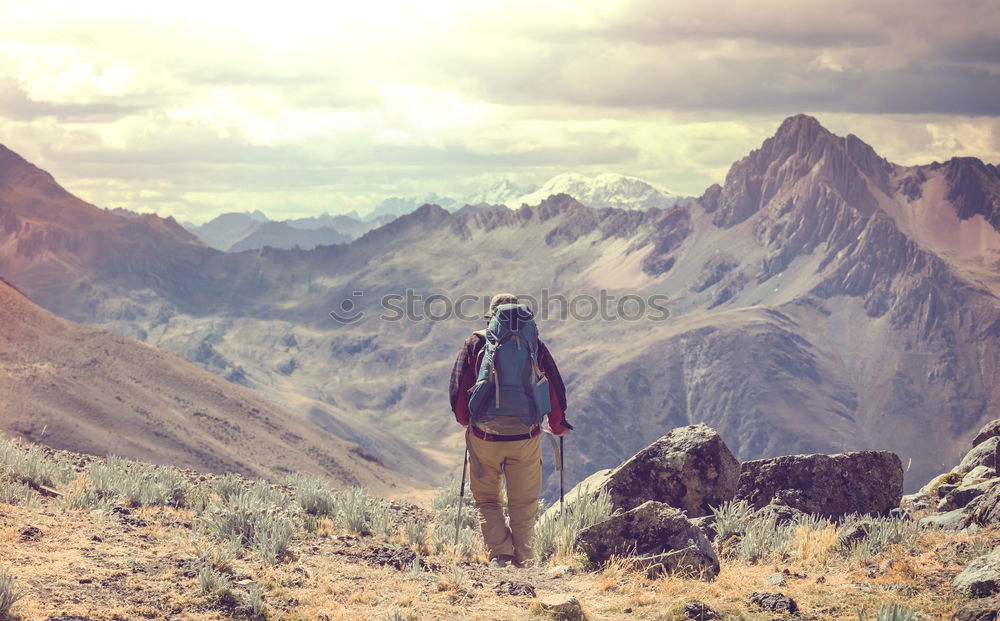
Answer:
560;424;739;518
538;594;586;621
755;504;807;525
574;501;719;580
690;515;717;542
954;547;1000;597
837;520;873;548
967;480;1000;527
939;479;997;512
958;437;1000;474
765;572;786;585
919;508;971;531
936;484;959;498
973;419;1000;448
953;597;1000;621
566;425;740;517
965;466;995;482
734;451;903;520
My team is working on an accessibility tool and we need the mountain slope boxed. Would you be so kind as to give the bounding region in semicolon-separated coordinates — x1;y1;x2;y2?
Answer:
2;116;998;496
0;277;419;493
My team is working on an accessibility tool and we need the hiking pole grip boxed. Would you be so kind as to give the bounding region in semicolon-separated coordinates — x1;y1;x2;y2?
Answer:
455;446;468;547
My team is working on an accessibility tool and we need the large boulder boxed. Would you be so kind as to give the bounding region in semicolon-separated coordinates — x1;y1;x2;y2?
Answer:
561;424;739;518
954;548;1000;598
967;479;1000;527
973;419;1000;449
574;501;719;580
957;437;1000;474
734;451;903;520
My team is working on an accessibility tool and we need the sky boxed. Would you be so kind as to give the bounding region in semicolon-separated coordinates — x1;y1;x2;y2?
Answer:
0;0;998;223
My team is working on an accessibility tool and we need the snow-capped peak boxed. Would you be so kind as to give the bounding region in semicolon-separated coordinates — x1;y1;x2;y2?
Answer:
508;172;690;210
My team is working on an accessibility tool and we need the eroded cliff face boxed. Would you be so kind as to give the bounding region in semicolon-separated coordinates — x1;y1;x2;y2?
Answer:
1;116;998;496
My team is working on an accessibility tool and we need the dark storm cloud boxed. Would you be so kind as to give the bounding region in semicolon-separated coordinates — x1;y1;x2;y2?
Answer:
433;0;1000;117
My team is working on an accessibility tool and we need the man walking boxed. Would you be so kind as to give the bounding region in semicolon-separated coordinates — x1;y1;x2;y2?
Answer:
449;293;572;568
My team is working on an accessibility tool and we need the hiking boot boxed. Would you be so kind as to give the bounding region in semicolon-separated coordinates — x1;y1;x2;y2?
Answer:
489;555;514;568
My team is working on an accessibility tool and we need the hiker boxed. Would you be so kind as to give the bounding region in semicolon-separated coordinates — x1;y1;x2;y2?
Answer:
449;293;572;568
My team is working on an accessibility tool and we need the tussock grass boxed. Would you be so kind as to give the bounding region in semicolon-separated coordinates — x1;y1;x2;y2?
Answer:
286;473;338;517
198;481;296;563
0;438;74;489
88;455;188;508
429;475;482;559
0;481;38;507
532;487;615;562
0;566;22;621
857;602;922;621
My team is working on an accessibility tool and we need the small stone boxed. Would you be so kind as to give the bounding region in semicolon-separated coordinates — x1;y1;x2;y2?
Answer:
493;580;536;597
19;526;42;542
748;592;798;614
545;564;576;578
765;573;785;586
684;601;722;620
539;594;586;621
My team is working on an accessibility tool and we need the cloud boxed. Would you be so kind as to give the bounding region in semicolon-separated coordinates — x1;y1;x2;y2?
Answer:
0;0;997;222
0;78;145;121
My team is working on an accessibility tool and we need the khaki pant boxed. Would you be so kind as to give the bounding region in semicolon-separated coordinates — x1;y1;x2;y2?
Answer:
467;431;541;565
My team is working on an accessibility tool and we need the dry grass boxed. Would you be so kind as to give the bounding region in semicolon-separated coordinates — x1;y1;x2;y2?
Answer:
0;490;990;621
0;446;994;620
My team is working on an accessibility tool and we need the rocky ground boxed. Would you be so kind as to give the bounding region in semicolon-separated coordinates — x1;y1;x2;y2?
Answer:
1;430;999;620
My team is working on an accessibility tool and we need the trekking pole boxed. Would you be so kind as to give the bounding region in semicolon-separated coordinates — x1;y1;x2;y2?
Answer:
559;436;565;517
454;447;468;547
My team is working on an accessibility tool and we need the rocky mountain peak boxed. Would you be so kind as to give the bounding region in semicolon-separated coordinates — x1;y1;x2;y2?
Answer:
704;115;892;228
942;157;1000;231
772;114;831;147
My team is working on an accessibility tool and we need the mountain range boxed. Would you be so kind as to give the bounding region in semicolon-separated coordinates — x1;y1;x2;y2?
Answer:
1;114;998;497
182;173;688;252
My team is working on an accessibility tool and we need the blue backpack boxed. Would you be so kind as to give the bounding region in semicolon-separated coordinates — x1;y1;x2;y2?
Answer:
467;303;551;427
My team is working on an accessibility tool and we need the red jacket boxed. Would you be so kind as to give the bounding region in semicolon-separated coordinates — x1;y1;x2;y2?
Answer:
449;332;571;434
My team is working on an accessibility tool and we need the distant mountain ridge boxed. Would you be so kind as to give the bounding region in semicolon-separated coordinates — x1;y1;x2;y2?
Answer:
181;172;687;252
2;115;999;498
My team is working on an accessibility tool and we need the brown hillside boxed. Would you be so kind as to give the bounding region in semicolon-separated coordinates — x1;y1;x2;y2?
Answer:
0;277;417;494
